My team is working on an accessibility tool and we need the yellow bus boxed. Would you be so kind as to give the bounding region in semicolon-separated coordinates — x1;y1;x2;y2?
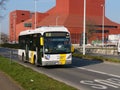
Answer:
18;26;73;66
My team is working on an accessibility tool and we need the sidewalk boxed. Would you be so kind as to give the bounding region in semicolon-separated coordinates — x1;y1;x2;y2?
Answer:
0;71;23;90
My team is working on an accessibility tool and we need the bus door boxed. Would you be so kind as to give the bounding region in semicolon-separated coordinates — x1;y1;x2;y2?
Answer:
35;47;42;65
25;44;29;61
35;36;43;65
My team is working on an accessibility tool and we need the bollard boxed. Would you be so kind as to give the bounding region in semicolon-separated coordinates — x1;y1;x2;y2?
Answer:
10;51;12;64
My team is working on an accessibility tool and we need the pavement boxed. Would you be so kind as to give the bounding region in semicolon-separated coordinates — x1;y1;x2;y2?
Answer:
0;71;23;90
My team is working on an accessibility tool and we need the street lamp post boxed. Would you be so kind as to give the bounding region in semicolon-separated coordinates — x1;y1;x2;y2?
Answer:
34;0;38;29
83;0;86;55
13;14;16;43
101;4;105;47
0;20;1;45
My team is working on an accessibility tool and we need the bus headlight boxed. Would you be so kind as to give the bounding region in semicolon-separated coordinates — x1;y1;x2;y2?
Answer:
45;55;50;60
67;55;72;59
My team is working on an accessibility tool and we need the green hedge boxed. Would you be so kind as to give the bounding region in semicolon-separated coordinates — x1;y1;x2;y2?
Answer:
0;43;19;49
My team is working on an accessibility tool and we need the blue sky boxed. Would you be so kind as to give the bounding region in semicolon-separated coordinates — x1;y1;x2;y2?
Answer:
1;0;120;34
106;0;120;24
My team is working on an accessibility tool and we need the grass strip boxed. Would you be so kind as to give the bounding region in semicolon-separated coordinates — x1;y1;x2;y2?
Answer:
0;56;76;90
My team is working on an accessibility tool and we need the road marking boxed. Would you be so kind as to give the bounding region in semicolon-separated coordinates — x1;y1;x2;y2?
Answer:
80;78;120;89
75;67;120;78
77;66;120;89
80;80;107;89
95;79;119;88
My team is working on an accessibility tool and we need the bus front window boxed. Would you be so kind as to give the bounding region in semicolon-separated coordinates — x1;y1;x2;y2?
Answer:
44;37;71;54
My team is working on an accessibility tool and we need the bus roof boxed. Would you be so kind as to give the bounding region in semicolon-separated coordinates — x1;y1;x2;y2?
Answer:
19;26;69;36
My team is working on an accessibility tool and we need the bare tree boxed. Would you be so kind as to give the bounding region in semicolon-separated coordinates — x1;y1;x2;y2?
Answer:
0;0;8;18
86;20;96;44
1;32;8;43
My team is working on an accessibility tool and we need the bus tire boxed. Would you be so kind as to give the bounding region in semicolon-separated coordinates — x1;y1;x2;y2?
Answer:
118;52;120;55
34;55;39;67
22;53;27;63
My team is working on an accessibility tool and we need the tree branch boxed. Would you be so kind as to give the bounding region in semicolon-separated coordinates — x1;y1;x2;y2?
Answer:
0;0;8;18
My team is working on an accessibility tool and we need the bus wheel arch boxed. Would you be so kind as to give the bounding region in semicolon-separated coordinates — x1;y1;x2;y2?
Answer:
33;55;36;64
33;55;39;67
22;53;24;61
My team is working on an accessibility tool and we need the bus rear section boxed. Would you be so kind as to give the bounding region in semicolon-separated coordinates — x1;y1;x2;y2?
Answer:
18;26;73;66
117;39;120;55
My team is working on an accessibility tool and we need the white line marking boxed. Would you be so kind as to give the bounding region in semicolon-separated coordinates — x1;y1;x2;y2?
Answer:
94;79;119;88
75;66;120;78
80;80;108;89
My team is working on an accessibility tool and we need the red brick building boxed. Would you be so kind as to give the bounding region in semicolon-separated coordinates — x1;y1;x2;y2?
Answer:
9;0;120;44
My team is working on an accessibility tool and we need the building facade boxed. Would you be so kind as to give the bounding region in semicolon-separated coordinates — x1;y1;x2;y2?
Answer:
9;0;120;44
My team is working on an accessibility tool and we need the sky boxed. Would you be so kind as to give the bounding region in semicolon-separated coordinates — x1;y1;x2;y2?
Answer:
1;0;120;34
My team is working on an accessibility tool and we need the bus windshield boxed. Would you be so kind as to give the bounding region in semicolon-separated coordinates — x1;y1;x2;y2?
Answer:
44;37;71;54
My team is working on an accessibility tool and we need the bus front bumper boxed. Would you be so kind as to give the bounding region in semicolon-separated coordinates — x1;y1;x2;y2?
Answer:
42;60;72;66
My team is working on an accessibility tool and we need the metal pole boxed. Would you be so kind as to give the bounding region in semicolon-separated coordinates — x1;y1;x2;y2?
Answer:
0;21;1;45
10;51;12;64
34;0;37;29
83;0;86;55
14;15;16;43
0;18;3;45
101;4;104;47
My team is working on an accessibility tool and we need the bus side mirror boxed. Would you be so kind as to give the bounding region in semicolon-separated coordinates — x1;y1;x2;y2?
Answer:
71;45;75;53
40;37;44;46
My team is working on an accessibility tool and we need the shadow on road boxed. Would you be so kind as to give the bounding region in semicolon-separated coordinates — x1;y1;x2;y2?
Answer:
71;57;103;67
44;57;103;69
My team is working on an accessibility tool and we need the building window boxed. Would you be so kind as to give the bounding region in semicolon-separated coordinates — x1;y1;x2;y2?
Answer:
21;13;25;15
95;30;109;33
21;20;24;22
94;25;118;28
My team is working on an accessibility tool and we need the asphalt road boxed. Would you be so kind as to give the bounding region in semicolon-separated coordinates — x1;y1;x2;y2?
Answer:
1;47;120;90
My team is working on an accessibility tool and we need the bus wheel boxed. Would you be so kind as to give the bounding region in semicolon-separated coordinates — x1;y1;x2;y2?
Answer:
34;56;39;67
118;52;120;55
22;53;27;63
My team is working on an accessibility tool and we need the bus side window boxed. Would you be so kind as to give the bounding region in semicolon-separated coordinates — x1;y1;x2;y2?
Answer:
19;36;25;49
